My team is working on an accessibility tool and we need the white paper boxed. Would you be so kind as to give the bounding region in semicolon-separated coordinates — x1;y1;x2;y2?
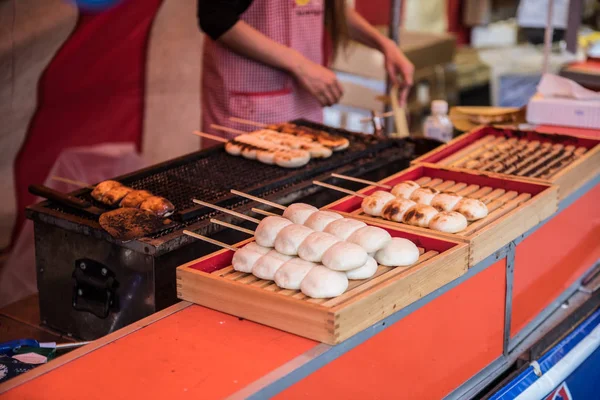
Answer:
517;0;570;29
537;74;600;101
12;353;48;365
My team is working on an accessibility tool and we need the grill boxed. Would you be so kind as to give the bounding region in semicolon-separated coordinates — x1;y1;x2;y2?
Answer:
27;121;439;340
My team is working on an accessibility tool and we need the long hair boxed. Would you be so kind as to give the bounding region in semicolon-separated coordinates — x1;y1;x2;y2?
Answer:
324;0;349;60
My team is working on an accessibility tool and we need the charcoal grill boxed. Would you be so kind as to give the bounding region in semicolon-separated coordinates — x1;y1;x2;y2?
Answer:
27;121;440;339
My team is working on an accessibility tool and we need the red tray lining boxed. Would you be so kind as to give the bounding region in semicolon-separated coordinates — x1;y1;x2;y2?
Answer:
420;126;600;165
186;221;458;273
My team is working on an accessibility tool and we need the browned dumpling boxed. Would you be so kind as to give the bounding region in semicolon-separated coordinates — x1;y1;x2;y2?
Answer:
91;180;122;202
120;190;153;208
139;196;175;217
102;186;134;206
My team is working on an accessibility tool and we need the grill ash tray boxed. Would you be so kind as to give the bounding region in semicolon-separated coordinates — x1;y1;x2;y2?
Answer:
324;165;558;267
176;220;468;345
411;126;600;201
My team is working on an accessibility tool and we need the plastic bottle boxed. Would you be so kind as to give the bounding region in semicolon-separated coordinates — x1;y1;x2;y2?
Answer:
423;100;453;143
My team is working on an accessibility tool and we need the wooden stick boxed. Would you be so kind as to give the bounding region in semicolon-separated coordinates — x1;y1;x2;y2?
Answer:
252;208;278;217
210;124;246;135
229;117;267;128
330;173;392;189
438;136;496;167
230;189;286;210
183;230;238;251
192;130;228;143
192;199;260;224
51;176;94;189
210;218;255;235
312;181;367;198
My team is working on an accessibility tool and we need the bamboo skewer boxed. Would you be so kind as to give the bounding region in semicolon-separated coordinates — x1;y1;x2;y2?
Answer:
210;219;255;235
230;189;286;210
211;124;247;135
183;230;238;251
51;176;94;189
229;117;268;128
192;130;228;143
312;181;367;198
330;173;392;189
251;208;279;217
449;137;506;168
192;199;260;224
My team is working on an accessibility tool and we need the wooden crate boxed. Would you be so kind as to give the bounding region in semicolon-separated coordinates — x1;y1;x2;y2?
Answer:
176;222;468;345
324;165;558;267
411;126;600;201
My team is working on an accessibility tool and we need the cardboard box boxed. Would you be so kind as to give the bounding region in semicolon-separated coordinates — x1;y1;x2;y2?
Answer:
527;93;600;129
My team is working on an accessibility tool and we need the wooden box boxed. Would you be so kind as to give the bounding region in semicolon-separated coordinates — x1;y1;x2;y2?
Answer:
324;165;558;267
411;126;600;201
176;222;468;345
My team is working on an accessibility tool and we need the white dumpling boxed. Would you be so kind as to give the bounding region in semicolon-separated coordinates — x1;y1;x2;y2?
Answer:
274;258;316;290
361;191;395;217
282;203;318;224
300;265;349;298
274;224;314;255
231;247;263;273
429;211;468;233
346;257;378;280
304;210;343;231
410;187;440;205
453;198;488;221
297;231;340;262
252;250;292;280
381;198;416;222
402;204;439;227
374;238;420;267
347;226;392;253
322;241;368;271
390;181;420;198
323;218;367;240
431;193;462;212
243;242;270;255
254;216;293;247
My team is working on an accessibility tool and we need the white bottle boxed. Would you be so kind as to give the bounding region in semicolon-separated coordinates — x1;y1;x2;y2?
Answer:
423;100;453;143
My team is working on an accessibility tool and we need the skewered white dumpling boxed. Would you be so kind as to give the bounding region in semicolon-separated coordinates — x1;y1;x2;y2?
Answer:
346;256;378;280
282;203;318;225
300;265;349;298
274;258;316;290
390;181;419;198
304;210;343;231
274;224;314;255
254;216;293;247
297;231;340;262
402;204;439;228
361;191;396;217
429;211;468;233
252;250;292;280
374;238;420;267
321;241;368;271
453;198;488;221
323;218;367;240
347;226;392;253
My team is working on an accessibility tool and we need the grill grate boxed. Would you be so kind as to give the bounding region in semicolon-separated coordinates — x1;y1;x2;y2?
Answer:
31;121;427;249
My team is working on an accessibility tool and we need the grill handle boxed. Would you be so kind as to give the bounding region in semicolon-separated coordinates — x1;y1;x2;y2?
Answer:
29;184;91;209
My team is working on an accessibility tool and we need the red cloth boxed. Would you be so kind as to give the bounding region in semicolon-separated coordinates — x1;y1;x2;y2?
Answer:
12;0;162;245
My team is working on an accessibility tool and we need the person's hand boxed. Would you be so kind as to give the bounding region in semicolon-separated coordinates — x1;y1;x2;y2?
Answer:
381;39;414;106
289;54;343;107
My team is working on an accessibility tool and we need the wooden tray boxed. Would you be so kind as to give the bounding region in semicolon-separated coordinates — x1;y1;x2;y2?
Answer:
324;165;558;267
176;222;468;344
411;126;600;201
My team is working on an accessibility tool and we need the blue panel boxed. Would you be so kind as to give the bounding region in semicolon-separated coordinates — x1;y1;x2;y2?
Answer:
490;308;600;399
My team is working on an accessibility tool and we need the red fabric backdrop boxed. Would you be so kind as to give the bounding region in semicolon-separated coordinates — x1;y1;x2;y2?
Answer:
12;0;163;243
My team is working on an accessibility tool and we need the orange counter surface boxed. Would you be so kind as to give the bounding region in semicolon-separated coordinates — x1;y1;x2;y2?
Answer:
1;176;598;400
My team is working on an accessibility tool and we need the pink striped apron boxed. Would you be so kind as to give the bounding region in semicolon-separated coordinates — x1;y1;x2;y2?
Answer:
201;0;324;147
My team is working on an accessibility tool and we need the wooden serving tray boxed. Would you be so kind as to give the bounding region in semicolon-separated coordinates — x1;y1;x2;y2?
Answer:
411;126;600;201
176;222;468;344
324;165;558;267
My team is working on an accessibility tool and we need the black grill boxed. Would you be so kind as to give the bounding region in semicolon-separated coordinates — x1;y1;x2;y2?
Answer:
28;122;434;255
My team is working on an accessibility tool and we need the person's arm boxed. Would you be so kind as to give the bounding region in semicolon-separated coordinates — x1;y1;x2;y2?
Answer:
345;8;414;104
